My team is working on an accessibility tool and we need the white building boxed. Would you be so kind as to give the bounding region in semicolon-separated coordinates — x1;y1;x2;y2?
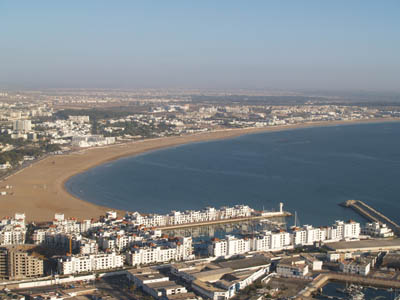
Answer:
362;222;394;238
0;213;27;245
68;115;90;123
80;239;99;254
209;230;292;257
126;237;193;266
331;220;360;240
339;260;370;276
71;135;115;148
13;120;31;132
0;229;26;245
277;257;309;277
208;235;251;258
58;252;124;275
292;225;326;246
292;220;361;246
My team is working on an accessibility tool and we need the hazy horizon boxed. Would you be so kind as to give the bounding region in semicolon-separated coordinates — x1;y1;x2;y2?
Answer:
1;1;399;91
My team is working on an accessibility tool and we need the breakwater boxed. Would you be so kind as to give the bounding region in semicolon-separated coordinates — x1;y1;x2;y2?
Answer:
341;200;400;235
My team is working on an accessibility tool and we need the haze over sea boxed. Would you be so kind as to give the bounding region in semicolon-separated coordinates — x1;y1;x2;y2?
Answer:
66;122;400;226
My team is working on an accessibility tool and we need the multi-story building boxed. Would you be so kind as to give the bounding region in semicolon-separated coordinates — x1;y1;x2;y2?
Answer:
331;220;360;240
208;235;250;258
209;230;292;257
0;229;26;246
0;246;44;279
13;120;31;132
0;213;27;246
80;239;99;255
292;225;326;246
362;222;394;238
126;237;193;266
277;257;309;277
58;252;124;275
339;260;371;276
0;248;7;279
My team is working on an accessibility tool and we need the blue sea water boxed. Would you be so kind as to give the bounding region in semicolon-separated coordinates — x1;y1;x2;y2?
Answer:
65;122;400;227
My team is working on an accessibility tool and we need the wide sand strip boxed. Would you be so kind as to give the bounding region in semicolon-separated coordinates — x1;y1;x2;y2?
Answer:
0;119;398;222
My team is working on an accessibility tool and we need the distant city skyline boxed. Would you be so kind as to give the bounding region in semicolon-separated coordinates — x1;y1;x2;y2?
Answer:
1;1;399;91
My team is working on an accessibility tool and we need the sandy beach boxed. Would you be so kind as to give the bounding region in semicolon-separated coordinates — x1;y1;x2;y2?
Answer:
0;118;398;222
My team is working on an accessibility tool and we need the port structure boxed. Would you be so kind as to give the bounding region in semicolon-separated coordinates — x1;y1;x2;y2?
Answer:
341;199;400;236
156;211;292;231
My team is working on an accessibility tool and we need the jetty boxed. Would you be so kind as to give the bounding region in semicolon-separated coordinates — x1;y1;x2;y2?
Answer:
340;199;400;235
156;211;291;230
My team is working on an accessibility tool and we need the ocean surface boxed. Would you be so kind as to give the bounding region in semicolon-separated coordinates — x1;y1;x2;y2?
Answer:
65;122;400;227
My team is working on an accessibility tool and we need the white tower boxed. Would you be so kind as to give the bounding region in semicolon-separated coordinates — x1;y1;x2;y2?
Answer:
279;202;283;213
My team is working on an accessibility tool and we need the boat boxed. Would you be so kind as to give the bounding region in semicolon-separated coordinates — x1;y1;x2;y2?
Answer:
348;290;365;300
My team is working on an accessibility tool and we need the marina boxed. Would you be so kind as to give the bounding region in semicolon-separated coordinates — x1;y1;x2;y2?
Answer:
300;273;400;298
156;211;291;231
315;282;400;300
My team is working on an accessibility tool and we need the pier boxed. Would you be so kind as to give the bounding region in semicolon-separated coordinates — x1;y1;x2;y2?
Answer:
156;211;291;230
340;200;400;235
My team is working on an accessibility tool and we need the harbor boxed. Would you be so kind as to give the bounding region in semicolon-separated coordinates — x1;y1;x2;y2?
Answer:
299;272;400;299
156;211;291;231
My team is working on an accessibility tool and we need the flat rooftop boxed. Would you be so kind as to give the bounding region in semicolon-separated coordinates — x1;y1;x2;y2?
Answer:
193;267;233;282
216;256;271;270
165;292;198;300
146;280;182;290
326;239;400;252
135;273;168;281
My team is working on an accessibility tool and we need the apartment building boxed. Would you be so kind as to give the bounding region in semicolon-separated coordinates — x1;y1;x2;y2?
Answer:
0;246;44;279
58;252;124;275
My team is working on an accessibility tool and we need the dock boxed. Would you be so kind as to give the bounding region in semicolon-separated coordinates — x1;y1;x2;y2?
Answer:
340;199;400;235
156;211;291;230
298;272;400;298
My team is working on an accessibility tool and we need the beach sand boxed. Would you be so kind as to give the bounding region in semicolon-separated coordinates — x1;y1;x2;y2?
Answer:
0;118;397;222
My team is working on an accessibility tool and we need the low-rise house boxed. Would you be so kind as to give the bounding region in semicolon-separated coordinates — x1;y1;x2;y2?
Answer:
339;259;371;276
277;257;309;277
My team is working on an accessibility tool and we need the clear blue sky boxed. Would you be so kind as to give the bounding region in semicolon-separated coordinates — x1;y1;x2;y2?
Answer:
1;1;399;91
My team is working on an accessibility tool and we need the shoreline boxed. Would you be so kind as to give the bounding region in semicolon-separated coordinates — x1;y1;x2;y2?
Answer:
1;118;399;222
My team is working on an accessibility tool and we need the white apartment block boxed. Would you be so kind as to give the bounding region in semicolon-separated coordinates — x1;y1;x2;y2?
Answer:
292;225;326;246
209;230;292;257
208;235;251;258
32;229;46;245
127;205;254;228
13;120;31;132
0;229;26;245
58;252;124;275
331;220;360;240
362;222;394;238
99;234;143;252
0;213;26;246
292;220;361;247
71;135;115;148
80;239;99;255
209;220;361;257
126;237;193;266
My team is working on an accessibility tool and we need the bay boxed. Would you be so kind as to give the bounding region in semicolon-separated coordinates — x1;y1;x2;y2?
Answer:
65;122;400;227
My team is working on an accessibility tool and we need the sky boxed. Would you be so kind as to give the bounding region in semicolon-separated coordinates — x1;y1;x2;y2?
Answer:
0;1;399;91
